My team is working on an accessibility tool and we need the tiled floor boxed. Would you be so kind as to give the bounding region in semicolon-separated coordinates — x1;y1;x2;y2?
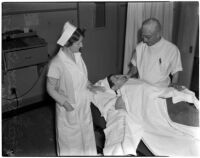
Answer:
2;99;57;156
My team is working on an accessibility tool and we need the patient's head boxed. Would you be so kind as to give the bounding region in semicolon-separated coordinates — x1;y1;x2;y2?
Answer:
107;74;128;91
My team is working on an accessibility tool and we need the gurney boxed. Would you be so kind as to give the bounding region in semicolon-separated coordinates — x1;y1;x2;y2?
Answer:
91;78;199;156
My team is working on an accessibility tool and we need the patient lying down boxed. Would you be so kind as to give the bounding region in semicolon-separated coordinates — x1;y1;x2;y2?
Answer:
92;74;135;155
92;75;200;156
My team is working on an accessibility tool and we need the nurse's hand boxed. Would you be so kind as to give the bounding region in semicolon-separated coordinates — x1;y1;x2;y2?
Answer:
63;101;74;111
88;85;106;94
120;74;130;79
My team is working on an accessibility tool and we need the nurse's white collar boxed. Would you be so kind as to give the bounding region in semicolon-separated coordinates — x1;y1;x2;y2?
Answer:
58;48;81;63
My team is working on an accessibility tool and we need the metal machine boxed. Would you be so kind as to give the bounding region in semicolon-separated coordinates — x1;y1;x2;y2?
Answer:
2;30;49;113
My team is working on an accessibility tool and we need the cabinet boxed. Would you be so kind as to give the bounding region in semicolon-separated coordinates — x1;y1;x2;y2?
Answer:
2;32;48;113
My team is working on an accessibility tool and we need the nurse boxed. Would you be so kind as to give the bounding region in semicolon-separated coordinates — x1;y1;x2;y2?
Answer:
127;18;183;87
46;21;104;156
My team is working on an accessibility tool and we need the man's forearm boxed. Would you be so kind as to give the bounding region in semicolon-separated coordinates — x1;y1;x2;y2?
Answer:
171;72;179;84
127;64;138;78
169;72;185;91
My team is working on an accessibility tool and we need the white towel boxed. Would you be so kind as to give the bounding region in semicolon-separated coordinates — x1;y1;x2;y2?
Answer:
172;88;199;110
158;87;199;110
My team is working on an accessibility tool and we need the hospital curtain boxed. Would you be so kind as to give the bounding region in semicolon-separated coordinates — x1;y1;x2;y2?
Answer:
123;2;174;74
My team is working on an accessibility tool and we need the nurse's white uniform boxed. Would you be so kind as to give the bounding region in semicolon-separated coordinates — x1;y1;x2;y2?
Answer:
47;49;96;156
131;37;183;87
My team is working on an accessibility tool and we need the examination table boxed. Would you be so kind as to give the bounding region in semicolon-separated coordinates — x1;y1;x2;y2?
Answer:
91;96;199;156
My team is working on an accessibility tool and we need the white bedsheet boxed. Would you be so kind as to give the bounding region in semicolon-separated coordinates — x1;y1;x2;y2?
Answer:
92;78;200;156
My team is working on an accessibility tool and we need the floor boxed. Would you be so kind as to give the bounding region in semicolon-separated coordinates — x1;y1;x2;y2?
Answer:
2;99;107;156
3;96;198;156
2;97;155;157
2;99;57;156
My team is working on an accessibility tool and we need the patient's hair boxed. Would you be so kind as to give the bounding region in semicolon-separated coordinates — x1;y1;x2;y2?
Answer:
107;74;115;88
65;28;86;47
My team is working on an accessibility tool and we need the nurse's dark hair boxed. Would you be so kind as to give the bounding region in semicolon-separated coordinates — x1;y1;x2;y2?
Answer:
65;28;86;47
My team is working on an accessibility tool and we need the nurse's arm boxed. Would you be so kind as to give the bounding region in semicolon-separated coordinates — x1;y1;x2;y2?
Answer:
87;81;106;93
47;77;74;111
169;71;185;91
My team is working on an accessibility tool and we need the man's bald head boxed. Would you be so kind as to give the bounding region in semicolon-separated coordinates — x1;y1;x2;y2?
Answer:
141;18;162;46
142;18;161;33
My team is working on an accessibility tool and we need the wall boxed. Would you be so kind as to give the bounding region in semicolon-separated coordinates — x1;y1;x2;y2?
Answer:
79;2;125;82
117;3;127;73
172;2;181;44
176;2;199;88
169;2;199;92
2;2;78;57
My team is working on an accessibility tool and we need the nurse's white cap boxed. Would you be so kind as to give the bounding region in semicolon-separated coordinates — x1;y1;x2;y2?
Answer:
57;21;77;46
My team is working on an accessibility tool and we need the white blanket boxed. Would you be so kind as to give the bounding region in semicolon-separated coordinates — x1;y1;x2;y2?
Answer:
92;78;200;156
92;78;142;155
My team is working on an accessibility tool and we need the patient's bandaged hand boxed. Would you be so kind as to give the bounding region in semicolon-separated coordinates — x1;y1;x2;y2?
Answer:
115;96;126;111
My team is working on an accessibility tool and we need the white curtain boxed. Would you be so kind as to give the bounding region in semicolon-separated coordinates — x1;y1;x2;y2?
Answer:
123;2;174;74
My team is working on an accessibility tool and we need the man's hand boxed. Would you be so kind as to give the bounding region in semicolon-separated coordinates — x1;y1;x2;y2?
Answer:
169;83;186;91
63;101;74;111
127;63;138;78
115;96;126;111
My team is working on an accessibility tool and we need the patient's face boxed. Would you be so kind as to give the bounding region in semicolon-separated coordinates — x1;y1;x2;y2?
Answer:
110;75;128;91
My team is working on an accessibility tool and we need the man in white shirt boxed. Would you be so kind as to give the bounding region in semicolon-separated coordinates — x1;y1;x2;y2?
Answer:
127;18;183;87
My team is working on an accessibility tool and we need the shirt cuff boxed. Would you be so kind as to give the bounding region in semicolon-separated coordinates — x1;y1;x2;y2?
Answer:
171;67;183;75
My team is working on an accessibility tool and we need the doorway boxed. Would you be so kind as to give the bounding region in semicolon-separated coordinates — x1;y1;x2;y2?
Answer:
190;28;199;98
176;2;199;89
